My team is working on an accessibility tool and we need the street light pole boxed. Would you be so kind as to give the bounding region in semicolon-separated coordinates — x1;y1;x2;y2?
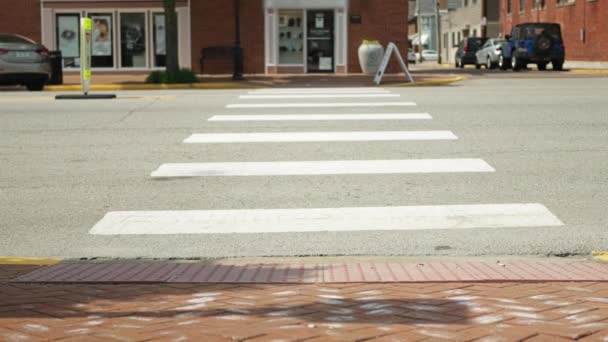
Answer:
436;0;442;64
233;0;244;80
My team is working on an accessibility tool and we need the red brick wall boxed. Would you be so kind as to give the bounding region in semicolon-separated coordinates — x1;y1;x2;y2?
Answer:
190;0;265;74
191;0;409;74
0;0;41;43
499;0;608;61
348;0;409;73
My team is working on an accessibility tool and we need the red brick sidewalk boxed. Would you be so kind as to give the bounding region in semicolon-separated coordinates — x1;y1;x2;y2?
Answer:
2;265;608;341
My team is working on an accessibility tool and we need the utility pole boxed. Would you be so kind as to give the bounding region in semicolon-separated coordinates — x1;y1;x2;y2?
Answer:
417;0;423;62
233;0;244;80
481;0;487;38
436;0;442;64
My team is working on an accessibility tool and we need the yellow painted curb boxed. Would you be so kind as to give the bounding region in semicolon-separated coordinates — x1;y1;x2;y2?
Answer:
592;251;608;262
570;69;608;74
0;257;62;266
45;82;263;92
386;76;466;87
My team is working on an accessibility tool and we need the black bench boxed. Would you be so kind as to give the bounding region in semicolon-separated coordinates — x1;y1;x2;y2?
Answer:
200;46;242;74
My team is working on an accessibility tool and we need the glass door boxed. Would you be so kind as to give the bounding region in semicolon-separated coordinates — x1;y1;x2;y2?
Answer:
306;10;334;73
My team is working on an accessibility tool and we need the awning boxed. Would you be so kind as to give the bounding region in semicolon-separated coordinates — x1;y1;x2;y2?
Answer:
409;33;429;45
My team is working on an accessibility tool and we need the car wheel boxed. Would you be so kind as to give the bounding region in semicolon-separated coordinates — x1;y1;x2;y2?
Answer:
26;83;45;91
486;56;495;69
552;59;564;71
498;55;507;70
537;62;548;71
512;56;522;71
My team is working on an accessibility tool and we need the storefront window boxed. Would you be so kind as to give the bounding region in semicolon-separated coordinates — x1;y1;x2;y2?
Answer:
56;14;80;68
278;10;304;65
120;13;147;68
153;13;167;67
90;13;114;68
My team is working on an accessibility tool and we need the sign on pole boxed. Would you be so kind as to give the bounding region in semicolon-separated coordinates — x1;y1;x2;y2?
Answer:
373;42;414;85
56;17;115;100
80;18;92;95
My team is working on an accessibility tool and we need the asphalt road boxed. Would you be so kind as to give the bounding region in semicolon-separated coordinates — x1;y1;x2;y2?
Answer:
1;77;607;259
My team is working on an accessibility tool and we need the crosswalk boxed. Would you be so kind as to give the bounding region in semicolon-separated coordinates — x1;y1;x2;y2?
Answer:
91;87;564;238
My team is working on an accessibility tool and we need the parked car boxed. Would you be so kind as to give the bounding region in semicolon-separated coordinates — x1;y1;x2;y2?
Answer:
475;38;505;69
0;33;51;91
454;37;485;68
506;22;565;71
421;50;438;62
408;48;416;64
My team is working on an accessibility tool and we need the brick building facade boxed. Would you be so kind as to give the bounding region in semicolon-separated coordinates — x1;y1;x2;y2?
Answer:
0;0;408;74
499;0;607;62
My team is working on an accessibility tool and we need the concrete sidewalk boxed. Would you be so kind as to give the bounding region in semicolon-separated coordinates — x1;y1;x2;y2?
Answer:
3;262;608;341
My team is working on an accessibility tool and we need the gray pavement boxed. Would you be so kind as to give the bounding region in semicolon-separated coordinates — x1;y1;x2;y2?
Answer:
1;77;607;259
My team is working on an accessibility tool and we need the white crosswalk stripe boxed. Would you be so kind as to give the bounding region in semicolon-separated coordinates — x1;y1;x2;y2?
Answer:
150;159;495;178
239;94;400;99
248;87;389;94
183;131;458;143
226;102;416;109
208;113;433;121
91;86;564;239
90;204;564;235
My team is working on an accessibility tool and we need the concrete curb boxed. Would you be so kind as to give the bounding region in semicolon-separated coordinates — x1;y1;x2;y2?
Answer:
593;251;608;262
0;257;62;266
44;76;466;92
386;76;466;87
45;82;263;92
570;69;608;74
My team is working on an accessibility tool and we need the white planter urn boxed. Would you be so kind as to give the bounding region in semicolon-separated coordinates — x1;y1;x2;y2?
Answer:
358;40;385;75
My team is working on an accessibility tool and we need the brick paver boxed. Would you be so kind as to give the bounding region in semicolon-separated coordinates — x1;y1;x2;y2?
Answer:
15;260;608;284
2;265;608;341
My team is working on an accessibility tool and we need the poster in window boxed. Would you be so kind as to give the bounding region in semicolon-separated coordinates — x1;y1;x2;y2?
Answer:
91;15;112;56
57;16;79;58
319;57;332;70
154;14;166;55
315;14;324;28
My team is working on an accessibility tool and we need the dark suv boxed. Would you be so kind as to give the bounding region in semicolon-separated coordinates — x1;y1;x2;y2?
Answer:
454;37;485;68
507;23;565;71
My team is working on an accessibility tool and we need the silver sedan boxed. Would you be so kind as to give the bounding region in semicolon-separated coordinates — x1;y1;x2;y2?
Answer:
475;39;505;70
0;33;51;91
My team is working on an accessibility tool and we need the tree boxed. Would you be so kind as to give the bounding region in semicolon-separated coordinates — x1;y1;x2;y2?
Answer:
163;0;179;74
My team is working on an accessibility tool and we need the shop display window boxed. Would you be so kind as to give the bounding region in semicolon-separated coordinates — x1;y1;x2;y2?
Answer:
153;13;167;67
89;13;114;68
278;10;304;65
56;14;80;68
120;13;147;68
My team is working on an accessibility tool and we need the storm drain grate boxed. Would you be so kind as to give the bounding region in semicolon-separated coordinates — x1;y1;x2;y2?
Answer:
13;260;608;284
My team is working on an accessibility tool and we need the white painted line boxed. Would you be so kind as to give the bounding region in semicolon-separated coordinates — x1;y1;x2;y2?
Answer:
183;131;457;143
89;203;564;235
248;87;387;94
208;113;433;121
239;94;400;99
150;159;495;178
226;102;416;109
249;90;392;95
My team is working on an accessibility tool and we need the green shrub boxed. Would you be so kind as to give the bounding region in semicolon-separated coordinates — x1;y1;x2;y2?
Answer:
145;69;199;84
